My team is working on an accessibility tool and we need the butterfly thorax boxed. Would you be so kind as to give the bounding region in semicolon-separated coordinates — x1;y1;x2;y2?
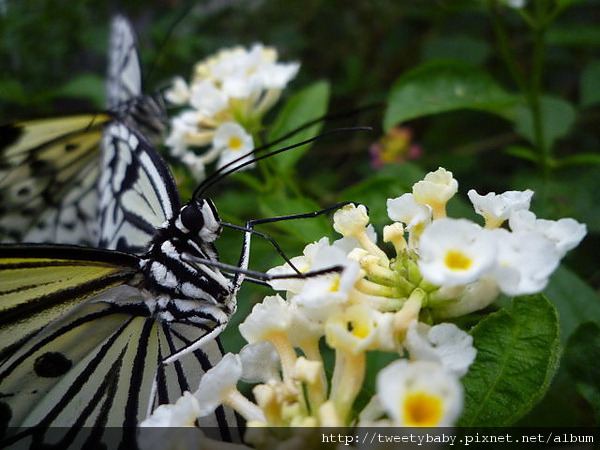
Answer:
139;197;235;321
116;94;168;146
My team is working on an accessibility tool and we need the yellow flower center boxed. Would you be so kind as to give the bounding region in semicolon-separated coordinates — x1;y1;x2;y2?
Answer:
346;320;370;339
329;277;340;292
228;136;243;150
444;250;472;271
403;391;443;426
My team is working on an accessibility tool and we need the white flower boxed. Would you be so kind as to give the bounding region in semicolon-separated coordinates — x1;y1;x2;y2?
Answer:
212;121;255;171
387;193;432;231
376;360;463;426
140;391;200;427
412;168;458;218
333;203;370;237
164;76;191;105
404;321;476;377
430;275;500;318
293;245;361;322
240;342;281;383
509;210;587;258
239;294;294;344
180;152;206;181
325;304;396;353
194;353;243;417
468;189;533;228
257;61;300;89
189;80;229;116
506;0;526;8
418;218;497;287
489;228;560;296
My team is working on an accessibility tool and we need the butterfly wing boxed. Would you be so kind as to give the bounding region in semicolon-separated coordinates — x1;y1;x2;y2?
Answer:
106;15;167;146
0;115;111;245
0;16;165;248
107;15;142;111
98;122;179;254
0;245;236;448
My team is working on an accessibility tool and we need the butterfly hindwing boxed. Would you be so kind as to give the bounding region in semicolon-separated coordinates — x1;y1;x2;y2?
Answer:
0;115;111;245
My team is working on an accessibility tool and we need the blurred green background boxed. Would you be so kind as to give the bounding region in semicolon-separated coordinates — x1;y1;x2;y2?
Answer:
1;0;599;427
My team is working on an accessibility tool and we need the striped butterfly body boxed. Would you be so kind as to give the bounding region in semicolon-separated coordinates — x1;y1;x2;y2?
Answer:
0;15;166;248
0;16;242;448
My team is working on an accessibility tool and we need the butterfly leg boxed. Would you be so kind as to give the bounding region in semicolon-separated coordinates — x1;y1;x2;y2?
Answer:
231;202;353;293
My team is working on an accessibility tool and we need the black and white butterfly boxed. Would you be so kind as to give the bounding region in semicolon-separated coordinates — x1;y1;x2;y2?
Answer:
0;15;351;449
0;15;166;248
0;15;241;448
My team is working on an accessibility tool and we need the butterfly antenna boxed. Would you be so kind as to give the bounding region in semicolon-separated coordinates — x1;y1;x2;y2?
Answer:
146;5;196;86
193;126;371;198
192;102;381;196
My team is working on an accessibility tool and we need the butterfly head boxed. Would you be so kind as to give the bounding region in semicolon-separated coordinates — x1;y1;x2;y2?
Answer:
177;197;221;243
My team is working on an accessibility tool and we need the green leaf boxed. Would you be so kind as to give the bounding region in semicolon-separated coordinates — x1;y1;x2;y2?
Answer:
546;25;600;47
556;153;600;167
556;0;591;8
504;145;538;163
267;80;331;173
384;60;517;130
564;321;600;423
338;164;423;226
580;60;600;108
459;295;561;426
258;193;334;245
421;35;490;66
56;73;105;109
511;95;577;150
544;265;600;343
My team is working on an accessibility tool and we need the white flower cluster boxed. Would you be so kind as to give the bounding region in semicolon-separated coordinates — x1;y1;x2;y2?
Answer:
139;167;586;448
164;43;300;180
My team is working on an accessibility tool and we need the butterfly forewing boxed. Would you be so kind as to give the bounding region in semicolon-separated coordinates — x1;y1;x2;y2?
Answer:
107;15;143;111
98;122;179;254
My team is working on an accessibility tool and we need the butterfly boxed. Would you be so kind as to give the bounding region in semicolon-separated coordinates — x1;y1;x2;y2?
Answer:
0;15;166;248
0;15;243;448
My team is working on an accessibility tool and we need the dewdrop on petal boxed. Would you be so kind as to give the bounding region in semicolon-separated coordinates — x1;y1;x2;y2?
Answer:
468;189;533;229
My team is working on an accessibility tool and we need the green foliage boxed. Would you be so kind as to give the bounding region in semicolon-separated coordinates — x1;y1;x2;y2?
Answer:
2;0;598;428
564;322;600;424
268;81;331;173
459;295;561;426
384;60;518;130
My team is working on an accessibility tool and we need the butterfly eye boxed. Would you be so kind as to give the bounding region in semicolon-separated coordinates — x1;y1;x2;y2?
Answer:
180;203;205;233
